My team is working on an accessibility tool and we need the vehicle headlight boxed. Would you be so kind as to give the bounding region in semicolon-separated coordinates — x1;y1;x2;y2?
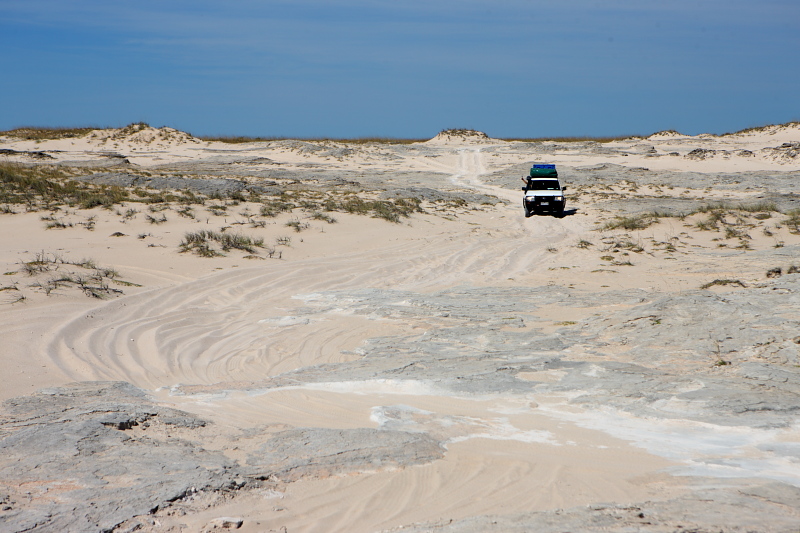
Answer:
555;196;563;201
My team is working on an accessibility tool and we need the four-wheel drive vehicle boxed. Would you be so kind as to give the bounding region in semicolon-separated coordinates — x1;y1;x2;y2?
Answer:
522;164;567;218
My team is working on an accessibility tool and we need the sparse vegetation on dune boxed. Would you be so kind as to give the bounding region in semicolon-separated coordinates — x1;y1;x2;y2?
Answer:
582;183;800;275
593;200;796;245
694;201;778;214
259;200;293;218
0;126;100;140
0;162;461;277
179;230;266;257
784;209;800;234
4;120;797;146
4;251;139;302
136;128;638;144
321;196;422;222
285;219;310;232
502;135;637;143
602;213;661;231
0;163;127;209
0;122;159;141
722;121;800;136
198;134;425;145
310;212;337;224
766;265;800;278
700;279;747;289
145;213;168;225
438;128;487;136
681;203;795;248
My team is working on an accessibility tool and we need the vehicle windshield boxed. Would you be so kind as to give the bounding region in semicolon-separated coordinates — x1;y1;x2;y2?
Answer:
527;180;560;191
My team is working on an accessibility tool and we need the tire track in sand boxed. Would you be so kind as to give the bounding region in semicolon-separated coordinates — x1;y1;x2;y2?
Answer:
45;147;587;389
42;145;680;532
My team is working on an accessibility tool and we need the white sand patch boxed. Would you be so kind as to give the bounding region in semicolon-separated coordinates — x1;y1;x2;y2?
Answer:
371;404;559;445
257;316;310;327
537;403;800;487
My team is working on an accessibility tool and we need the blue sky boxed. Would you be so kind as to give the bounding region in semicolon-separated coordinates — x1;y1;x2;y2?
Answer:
2;0;798;138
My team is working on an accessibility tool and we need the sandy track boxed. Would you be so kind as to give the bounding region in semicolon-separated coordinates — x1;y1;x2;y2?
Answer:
45;148;583;389
31;148;685;532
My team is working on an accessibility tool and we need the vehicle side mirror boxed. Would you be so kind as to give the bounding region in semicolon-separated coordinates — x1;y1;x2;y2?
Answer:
562;186;568;191
521;186;527;191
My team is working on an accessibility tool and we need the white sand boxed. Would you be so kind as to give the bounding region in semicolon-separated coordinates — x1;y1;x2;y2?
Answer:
1;124;799;531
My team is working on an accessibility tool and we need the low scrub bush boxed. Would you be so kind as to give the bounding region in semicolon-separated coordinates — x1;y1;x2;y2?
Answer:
179;230;265;257
602;213;660;231
323;196;422;223
700;279;747;289
11;251;137;300
0;162;131;209
784;209;800;234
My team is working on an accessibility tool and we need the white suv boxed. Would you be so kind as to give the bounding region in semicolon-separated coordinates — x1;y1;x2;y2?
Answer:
523;178;566;217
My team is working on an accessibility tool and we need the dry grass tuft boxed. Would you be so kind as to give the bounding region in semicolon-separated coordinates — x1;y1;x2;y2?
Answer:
602;213;660;231
179;230;265;257
700;279;747;289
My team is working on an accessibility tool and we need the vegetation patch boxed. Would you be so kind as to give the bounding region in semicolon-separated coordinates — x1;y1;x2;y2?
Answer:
501;135;636;143
311;212;337;224
0;163;129;210
784;209;800;234
602;213;660;231
1;126;98;140
7;251;138;301
321;196;422;222
179;230;266;257
700;279;747;289
199;135;425;145
285;219;310;232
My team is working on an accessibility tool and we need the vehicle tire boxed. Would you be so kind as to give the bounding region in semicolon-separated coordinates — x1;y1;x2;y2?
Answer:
555;208;565;218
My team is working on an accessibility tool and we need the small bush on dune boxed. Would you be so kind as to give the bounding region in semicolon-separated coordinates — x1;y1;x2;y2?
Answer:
179;230;265;257
602;213;660;231
11;251;137;300
784;209;800;234
322;196;421;223
146;213;167;224
737;201;778;213
700;279;747;289
260;201;293;218
285;219;310;232
217;232;264;253
311;212;337;224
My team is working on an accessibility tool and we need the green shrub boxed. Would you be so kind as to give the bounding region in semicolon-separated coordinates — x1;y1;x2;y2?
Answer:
700;279;746;289
179;230;265;256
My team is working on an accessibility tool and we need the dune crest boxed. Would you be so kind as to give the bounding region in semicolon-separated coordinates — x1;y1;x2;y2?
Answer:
425;128;493;145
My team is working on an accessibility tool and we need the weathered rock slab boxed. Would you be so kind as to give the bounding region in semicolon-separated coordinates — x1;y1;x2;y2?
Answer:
0;382;239;533
245;427;444;482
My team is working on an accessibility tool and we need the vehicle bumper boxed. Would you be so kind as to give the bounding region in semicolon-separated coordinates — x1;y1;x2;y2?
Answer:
524;198;565;212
